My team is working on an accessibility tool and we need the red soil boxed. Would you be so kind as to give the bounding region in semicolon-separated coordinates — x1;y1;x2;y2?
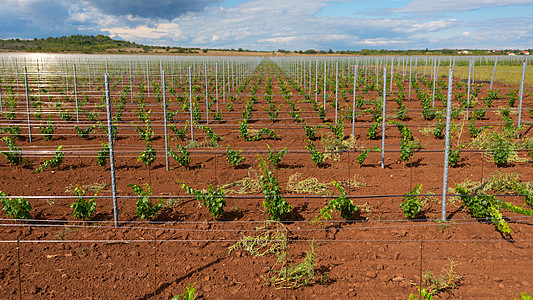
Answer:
1;59;532;299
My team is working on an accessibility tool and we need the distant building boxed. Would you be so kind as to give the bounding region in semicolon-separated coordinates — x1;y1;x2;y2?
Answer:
522;51;530;55
458;50;471;54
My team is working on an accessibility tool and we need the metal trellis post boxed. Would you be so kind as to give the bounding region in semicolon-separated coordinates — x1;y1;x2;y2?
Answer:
381;67;387;169
23;66;32;143
442;66;454;221
105;73;119;227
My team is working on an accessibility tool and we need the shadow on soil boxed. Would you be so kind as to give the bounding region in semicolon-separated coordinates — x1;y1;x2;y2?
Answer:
154;208;183;222
406;158;426;168
278;163;304;169
314;264;338;286
283;202;308;223
219;209;245;221
323;211;367;239
139;257;224;300
235;163;252;170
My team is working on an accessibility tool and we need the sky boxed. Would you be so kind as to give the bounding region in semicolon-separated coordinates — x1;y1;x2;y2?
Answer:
1;0;532;51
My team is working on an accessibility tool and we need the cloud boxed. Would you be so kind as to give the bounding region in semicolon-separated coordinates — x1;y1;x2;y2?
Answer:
0;0;96;38
399;19;457;33
95;0;531;51
0;0;531;51
461;17;533;49
104;23;182;40
394;0;533;14
258;37;298;44
101;0;331;49
357;39;407;47
82;0;223;20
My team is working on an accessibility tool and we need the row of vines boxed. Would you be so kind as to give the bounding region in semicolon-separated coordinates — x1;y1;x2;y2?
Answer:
0;54;532;235
0;54;533;298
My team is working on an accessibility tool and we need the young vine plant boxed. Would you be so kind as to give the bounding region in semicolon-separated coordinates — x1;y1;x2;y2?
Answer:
95;142;110;167
356;147;381;166
168;144;191;169
226;145;245;168
138;142;157;167
314;181;358;223
399;184;424;219
181;182;226;219
129;183;163;220
258;156;292;221
70;187;96;220
267;144;287;167
1;137;31;167
0;191;32;219
33;145;64;173
305;140;325;167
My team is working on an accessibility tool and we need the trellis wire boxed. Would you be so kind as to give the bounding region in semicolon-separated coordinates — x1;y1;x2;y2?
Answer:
3;213;533;227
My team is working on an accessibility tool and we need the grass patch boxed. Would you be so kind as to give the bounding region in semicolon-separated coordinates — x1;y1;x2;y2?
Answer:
347;174;366;188
465;124;531;163
220;169;262;194
186;138;220;148
424;65;533;87
419;127;436;136
448;171;533;204
65;182;109;194
287;173;331;195
286;173;366;195
229;221;317;289
320;133;357;161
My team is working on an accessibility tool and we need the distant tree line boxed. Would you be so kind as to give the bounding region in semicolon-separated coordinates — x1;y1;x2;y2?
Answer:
280;48;532;56
0;34;530;55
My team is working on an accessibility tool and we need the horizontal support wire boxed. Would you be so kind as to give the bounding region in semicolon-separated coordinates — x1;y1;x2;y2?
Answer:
0;216;532;233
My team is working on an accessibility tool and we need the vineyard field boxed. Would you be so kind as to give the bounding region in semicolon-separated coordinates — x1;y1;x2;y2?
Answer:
0;54;532;299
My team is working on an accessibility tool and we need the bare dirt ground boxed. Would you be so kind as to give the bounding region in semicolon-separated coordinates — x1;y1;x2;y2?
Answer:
1;58;532;299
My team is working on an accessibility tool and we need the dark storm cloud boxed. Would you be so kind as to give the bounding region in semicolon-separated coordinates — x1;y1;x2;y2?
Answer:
85;0;223;19
0;0;80;39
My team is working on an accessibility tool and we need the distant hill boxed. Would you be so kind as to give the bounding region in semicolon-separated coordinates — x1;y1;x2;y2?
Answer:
0;34;202;54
